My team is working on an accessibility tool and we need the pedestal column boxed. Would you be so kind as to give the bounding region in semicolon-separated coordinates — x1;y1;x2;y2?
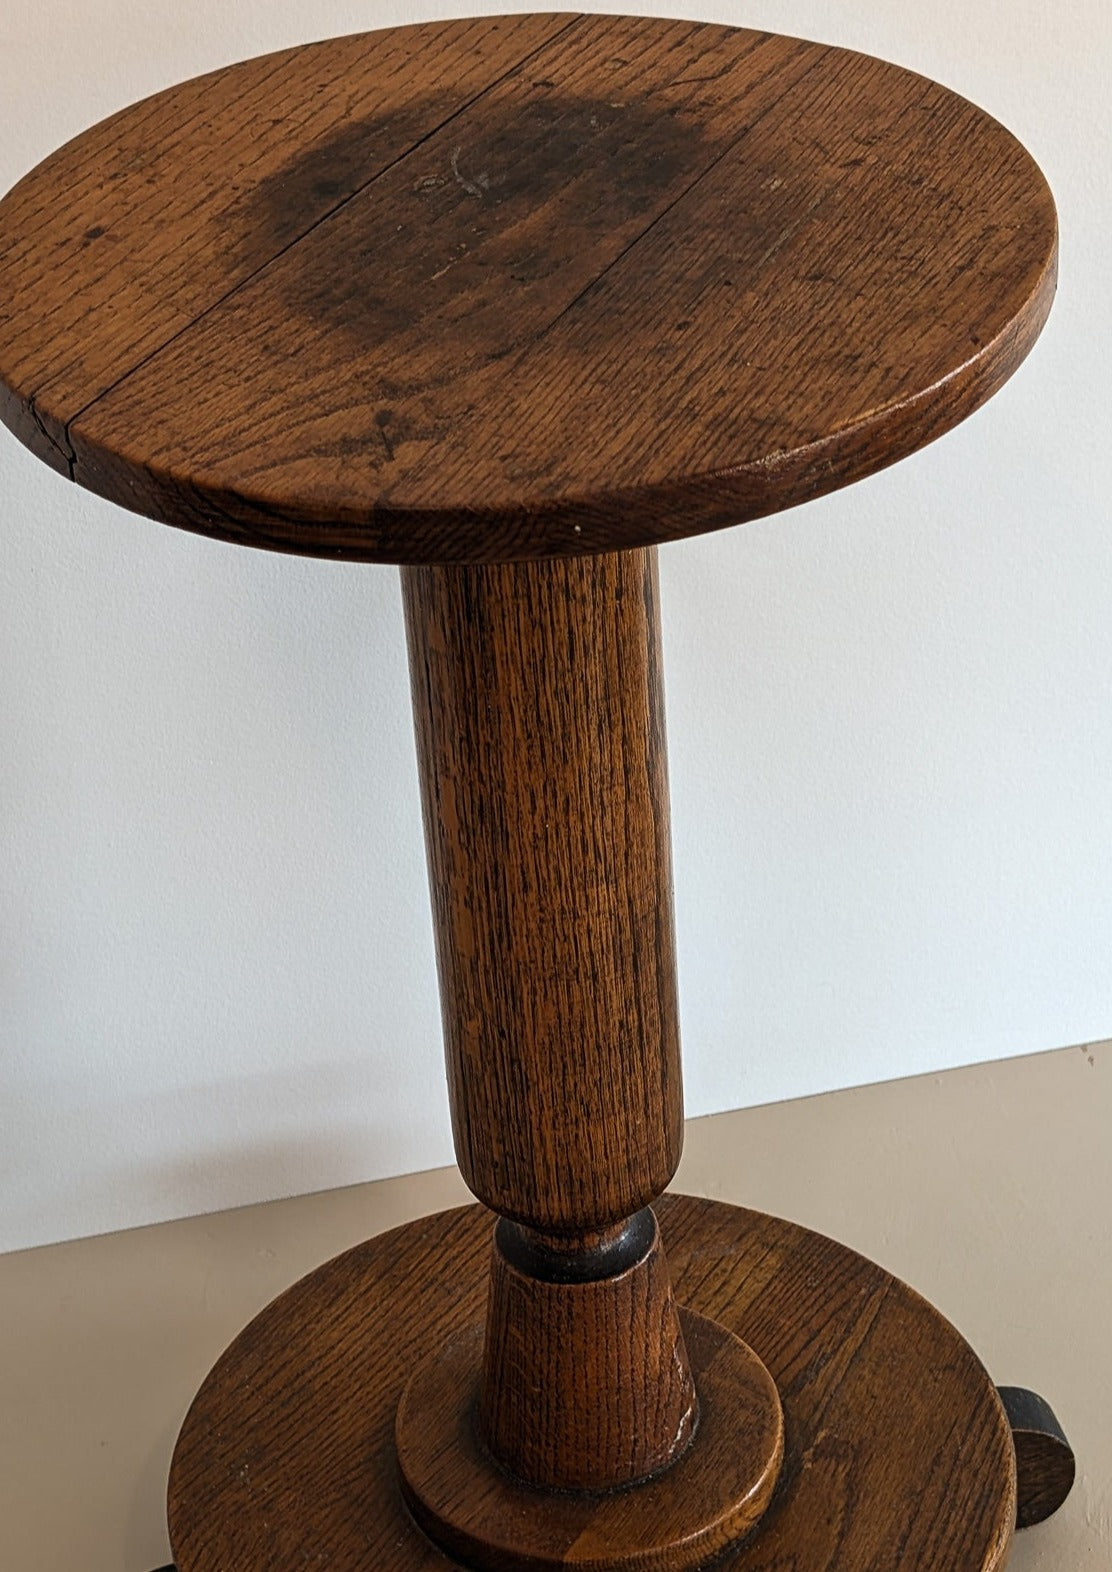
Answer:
401;548;680;1234
401;546;694;1489
396;550;783;1565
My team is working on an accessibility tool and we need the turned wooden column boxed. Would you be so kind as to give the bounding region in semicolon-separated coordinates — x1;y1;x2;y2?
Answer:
402;548;694;1489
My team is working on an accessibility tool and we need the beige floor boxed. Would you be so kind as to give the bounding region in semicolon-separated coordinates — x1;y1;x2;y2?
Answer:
1;1040;1108;1571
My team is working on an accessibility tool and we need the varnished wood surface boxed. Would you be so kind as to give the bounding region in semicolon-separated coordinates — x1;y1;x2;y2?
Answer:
168;1195;1016;1571
476;1211;698;1489
0;14;1056;564
998;1387;1076;1530
0;13;570;478
402;549;680;1229
403;548;691;1511
397;1308;783;1571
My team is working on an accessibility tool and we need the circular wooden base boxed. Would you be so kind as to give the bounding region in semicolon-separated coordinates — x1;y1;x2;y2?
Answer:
168;1195;1017;1572
396;1309;784;1572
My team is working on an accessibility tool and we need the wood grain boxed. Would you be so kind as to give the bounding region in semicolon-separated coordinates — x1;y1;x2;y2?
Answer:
402;546;699;1528
0;13;573;476
168;1195;1017;1572
476;1209;698;1489
397;1306;784;1572
402;548;679;1230
0;13;1056;563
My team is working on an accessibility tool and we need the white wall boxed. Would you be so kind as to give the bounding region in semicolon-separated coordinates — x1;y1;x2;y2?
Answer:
2;0;1109;1254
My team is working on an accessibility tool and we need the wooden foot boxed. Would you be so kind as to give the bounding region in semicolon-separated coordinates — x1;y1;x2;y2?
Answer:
997;1386;1076;1529
167;1196;1017;1571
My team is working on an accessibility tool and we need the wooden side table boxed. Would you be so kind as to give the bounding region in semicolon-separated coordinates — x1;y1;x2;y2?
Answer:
0;15;1073;1571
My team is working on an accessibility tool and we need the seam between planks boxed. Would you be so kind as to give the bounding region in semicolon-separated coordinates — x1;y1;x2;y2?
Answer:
58;13;588;479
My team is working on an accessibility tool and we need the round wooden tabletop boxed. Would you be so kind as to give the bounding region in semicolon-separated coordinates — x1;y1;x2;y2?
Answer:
0;13;1056;565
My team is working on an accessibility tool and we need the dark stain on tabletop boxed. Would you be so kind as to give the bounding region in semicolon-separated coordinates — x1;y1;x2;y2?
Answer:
240;93;720;391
